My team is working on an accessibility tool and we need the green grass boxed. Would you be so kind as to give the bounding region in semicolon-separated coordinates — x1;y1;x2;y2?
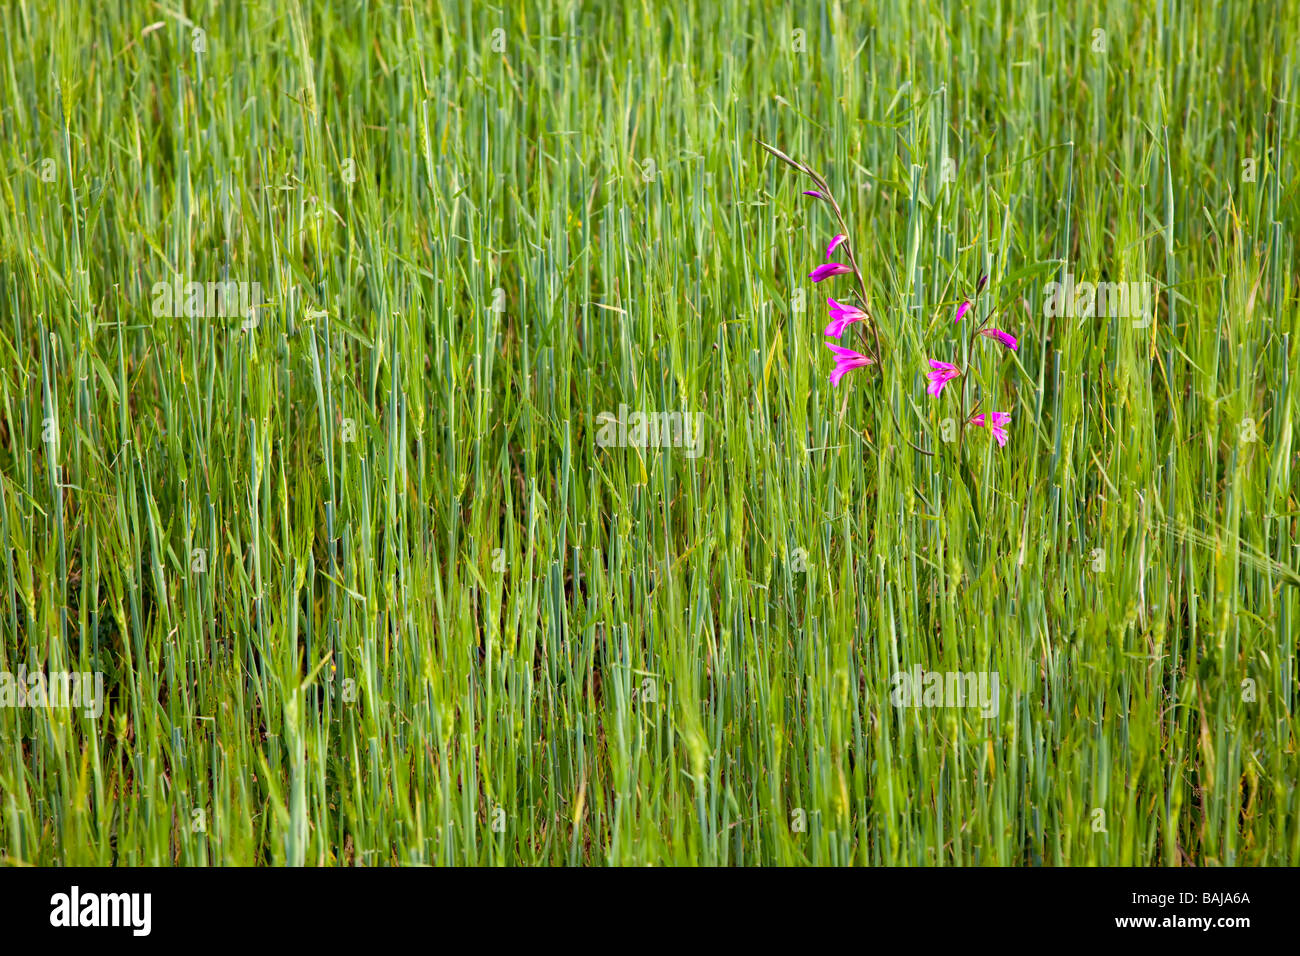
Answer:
0;0;1297;866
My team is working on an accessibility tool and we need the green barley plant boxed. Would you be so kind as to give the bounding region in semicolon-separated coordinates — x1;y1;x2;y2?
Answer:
0;0;1297;866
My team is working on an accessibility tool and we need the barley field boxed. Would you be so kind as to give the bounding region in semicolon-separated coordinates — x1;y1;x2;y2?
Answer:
1;0;1297;867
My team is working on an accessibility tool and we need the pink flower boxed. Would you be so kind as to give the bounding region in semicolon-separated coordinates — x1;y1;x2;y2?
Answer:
969;411;1011;447
824;297;868;338
955;300;971;323
802;190;825;199
809;262;854;283
826;234;848;259
926;360;961;396
979;328;1018;351
826;343;874;386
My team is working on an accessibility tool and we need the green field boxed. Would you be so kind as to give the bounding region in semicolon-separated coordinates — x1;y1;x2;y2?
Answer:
1;0;1297;866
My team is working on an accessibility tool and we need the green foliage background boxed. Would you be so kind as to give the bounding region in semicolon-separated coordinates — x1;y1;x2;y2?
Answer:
0;0;1297;864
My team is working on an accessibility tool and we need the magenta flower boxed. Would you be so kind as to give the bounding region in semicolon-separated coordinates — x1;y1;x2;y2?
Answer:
926;360;961;396
954;300;971;323
969;411;1011;447
979;328;1018;351
826;343;874;386
802;190;825;199
824;297;868;338
810;262;853;283
825;234;847;259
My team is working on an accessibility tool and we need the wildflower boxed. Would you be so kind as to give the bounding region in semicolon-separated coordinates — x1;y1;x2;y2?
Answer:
954;300;971;323
976;274;989;294
926;360;961;396
810;263;853;283
979;328;1018;351
969;411;1011;447
826;234;848;259
824;297;868;338
826;343;874;386
802;190;825;199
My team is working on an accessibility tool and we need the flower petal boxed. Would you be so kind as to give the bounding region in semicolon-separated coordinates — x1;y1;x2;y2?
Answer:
826;343;867;359
980;328;1019;351
824;315;850;338
825;297;867;337
925;361;960;396
809;263;853;283
968;411;1010;447
824;341;873;386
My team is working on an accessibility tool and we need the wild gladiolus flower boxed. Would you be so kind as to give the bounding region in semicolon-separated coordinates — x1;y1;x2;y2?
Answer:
979;328;1018;351
926;360;961;396
802;190;825;199
824;297;868;338
954;300;971;323
825;234;848;259
810;262;853;283
826;343;874;386
969;411;1011;447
